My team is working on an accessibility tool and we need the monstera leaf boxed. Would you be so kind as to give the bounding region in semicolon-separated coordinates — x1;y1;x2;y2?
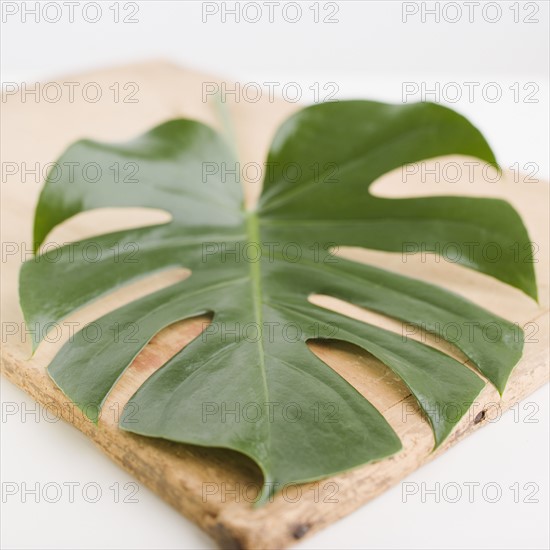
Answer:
20;101;536;502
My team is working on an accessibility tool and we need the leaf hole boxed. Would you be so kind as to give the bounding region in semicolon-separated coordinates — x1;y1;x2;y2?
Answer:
38;207;172;253
102;313;214;427
332;247;534;321
308;293;468;364
32;267;190;360
369;155;502;199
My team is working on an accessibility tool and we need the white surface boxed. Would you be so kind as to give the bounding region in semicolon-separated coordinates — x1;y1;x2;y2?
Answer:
1;1;549;549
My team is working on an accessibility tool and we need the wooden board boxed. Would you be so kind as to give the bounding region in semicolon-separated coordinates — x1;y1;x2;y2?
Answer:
1;61;549;549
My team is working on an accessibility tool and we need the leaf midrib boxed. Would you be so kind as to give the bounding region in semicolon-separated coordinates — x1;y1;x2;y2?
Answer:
245;211;271;462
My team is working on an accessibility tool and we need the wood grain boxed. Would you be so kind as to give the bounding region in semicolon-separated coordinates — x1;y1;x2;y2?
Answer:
1;61;548;549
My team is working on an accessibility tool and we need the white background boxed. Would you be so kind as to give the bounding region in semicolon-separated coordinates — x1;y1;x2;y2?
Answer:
1;1;549;549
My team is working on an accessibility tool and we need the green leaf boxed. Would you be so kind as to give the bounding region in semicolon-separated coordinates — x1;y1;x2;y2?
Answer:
20;101;536;502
